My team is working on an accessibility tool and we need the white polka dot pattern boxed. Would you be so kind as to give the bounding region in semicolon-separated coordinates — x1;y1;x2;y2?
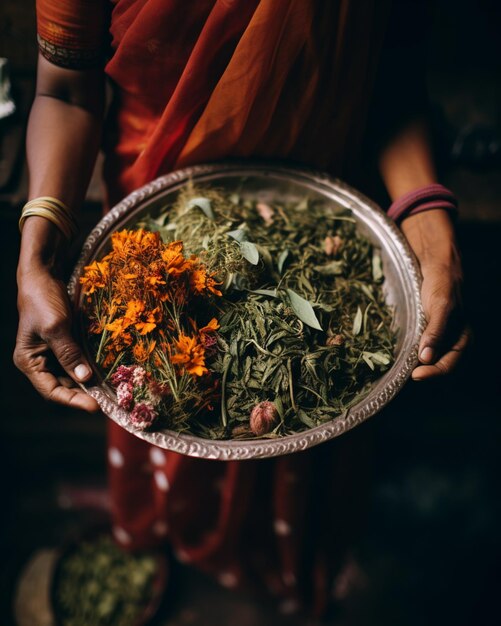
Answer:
149;447;166;466
108;447;124;468
174;548;191;563
218;571;238;588
113;526;131;545
154;470;169;491
152;521;169;537
273;519;292;536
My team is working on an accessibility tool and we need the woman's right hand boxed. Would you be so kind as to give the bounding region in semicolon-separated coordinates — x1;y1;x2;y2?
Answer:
14;218;99;413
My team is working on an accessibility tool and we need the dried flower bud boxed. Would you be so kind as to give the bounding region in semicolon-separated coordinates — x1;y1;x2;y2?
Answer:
250;401;278;436
324;235;343;256
148;380;170;404
132;366;147;387
116;382;133;410
327;334;344;346
111;365;135;386
256;202;274;225
130;402;158;430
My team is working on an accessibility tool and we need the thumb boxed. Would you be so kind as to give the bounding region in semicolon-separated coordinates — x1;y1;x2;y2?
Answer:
419;295;450;364
48;327;93;383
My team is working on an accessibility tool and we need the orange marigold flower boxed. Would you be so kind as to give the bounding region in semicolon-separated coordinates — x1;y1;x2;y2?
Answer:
111;228;161;258
106;300;145;338
170;333;208;377
199;318;220;334
80;260;109;294
102;348;117;368
190;266;222;297
135;306;162;335
161;241;191;275
206;274;223;297
125;299;145;320
190;267;207;294
133;338;157;363
105;317;127;339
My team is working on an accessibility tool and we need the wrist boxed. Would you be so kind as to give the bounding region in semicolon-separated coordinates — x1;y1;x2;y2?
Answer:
400;209;460;268
17;216;67;279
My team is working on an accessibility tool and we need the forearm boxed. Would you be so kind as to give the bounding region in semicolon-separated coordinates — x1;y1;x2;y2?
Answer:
20;56;105;271
378;117;437;200
26;95;102;208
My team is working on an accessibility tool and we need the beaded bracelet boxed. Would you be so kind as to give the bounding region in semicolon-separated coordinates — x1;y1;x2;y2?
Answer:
387;184;458;225
19;196;78;241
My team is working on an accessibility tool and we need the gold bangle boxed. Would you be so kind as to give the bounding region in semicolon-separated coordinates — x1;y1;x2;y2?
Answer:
19;196;78;241
19;207;74;240
23;197;78;230
27;196;70;213
22;200;78;232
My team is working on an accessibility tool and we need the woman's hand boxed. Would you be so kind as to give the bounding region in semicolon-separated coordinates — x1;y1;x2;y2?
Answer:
14;218;99;412
400;209;471;380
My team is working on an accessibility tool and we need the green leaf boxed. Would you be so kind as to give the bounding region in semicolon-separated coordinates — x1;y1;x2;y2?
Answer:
372;251;383;282
353;306;363;335
250;288;278;298
285;289;323;331
368;351;391;365
186;197;214;220
314;260;344;276
362;352;375;370
274;395;285;421
297;409;317;428
277;249;289;274
231;273;250;290
240;241;260;265
257;245;273;269
227;229;246;243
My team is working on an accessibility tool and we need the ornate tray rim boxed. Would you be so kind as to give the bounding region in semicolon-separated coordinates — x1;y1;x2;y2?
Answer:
68;161;425;460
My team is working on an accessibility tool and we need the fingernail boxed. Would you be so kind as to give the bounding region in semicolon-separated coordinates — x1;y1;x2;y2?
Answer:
74;364;91;380
420;347;434;363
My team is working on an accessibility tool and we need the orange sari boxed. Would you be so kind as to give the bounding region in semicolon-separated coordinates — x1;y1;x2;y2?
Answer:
37;0;401;618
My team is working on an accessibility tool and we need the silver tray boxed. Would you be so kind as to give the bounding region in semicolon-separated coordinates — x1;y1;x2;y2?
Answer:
68;162;425;460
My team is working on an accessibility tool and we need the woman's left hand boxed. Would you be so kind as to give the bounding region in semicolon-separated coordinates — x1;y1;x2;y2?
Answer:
400;209;471;380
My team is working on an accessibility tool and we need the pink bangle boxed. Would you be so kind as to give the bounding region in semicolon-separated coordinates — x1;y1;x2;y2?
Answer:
387;184;458;224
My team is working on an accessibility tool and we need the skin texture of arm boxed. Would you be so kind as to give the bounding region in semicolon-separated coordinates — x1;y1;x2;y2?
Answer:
14;54;105;412
378;117;470;380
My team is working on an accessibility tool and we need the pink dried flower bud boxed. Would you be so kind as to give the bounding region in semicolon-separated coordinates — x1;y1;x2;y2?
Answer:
111;365;135;386
256;202;274;225
130;402;158;430
132;366;147;388
116;382;133;410
327;334;344;346
249;401;278;436
202;333;218;357
324;235;343;256
148;380;170;404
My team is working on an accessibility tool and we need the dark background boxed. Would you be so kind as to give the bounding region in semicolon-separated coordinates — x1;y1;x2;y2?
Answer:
0;1;500;625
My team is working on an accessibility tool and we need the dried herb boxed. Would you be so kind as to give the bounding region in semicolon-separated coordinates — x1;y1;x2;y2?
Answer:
136;186;397;439
54;535;157;626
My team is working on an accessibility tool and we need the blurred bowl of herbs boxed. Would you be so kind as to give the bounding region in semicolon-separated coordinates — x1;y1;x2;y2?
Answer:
50;526;169;626
69;162;425;460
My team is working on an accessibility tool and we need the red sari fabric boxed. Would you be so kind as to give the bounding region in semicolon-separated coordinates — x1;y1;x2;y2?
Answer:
36;0;392;618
